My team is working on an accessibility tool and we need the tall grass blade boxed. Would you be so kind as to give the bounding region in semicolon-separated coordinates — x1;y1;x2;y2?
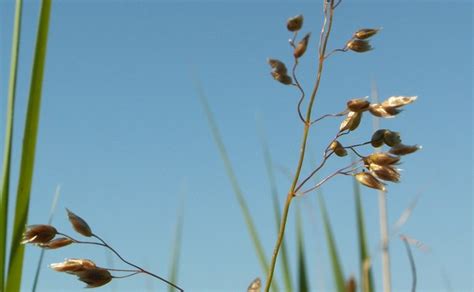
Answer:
31;185;60;292
296;207;309;292
352;178;374;292
6;0;52;290
318;195;345;292
0;0;23;289
195;80;279;290
168;199;184;292
257;118;292;292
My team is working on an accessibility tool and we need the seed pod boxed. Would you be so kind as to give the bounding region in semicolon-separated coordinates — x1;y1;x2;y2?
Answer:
366;152;400;165
329;141;347;157
294;33;311;58
340;111;362;132
389;144;421;156
381;96;417;108
347;97;370;112
267;58;288;75
371;129;386;147
346;39;372;53
67;209;93;237
287;14;304;32
369;164;400;182
21;225;57;244
355;172;386;191
38;237;73;249
354;28;380;40
271;72;293;85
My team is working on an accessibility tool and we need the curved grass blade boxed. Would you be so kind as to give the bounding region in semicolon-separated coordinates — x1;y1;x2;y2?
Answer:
257;117;292;292
6;0;52;290
400;235;417;292
168;198;184;292
31;185;61;292
352;178;374;292
0;0;23;288
195;80;279;291
318;195;344;292
296;207;309;292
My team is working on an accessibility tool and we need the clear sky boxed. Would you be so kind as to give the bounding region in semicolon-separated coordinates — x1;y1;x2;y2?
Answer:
0;0;472;291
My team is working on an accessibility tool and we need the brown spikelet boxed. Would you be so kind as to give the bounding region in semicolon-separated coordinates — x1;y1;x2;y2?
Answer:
369;164;401;182
287;14;304;32
21;225;57;244
355;172;386;191
346;39;372;53
67;208;93;237
354;28;380;40
389;144;421;156
371;129;386;147
38;237;73;249
294;33;311;58
347;97;370;112
340;111;362;132
366;152;400;165
329;141;347;157
247;277;261;292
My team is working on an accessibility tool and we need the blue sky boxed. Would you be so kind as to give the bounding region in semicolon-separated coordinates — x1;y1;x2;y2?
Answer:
0;0;472;291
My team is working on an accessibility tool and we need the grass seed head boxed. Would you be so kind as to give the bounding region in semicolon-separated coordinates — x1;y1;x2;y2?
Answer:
67;208;93;237
354;28;380;40
267;58;288;75
330;141;348;157
368;103;401;118
369;164;401;182
77;268;113;288
347;97;370;112
247;277;261;292
21;225;57;244
346;39;372;53
38;237;73;249
389;144;421;156
294;33;311;58
366;152;400;165
371;129;387;147
355;172;386;192
287;14;304;32
384;130;402;147
50;258;97;274
340;111;362;132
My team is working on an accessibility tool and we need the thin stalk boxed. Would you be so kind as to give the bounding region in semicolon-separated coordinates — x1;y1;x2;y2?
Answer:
401;236;416;292
0;0;22;289
371;81;392;292
264;1;336;291
56;233;184;292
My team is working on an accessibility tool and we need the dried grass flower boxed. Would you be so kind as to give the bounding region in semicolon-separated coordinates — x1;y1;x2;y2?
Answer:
76;268;113;288
67;208;93;237
50;258;96;274
347;97;370;112
340;111;362;132
21;225;57;244
287;14;304;32
354;28;380;40
346;39;372;53
294;33;311;58
369;164;401;183
355;172;386;191
389;144;421;156
38;237;73;249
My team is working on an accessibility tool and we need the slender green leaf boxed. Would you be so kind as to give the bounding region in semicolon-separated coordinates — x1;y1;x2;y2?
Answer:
257;118;292;292
196;81;279;291
296;207;309;292
352;178;374;292
318;195;345;292
0;0;23;289
168;198;184;292
6;1;52;290
31;185;61;292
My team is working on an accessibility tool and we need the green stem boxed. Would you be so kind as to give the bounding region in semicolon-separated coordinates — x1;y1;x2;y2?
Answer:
264;1;336;291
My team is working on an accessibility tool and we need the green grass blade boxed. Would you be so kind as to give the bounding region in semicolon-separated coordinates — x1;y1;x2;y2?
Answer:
318;195;345;292
6;0;52;290
196;82;279;291
352;178;374;292
31;185;60;292
296;207;309;292
257;118;292;292
168;199;184;292
0;0;23;288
